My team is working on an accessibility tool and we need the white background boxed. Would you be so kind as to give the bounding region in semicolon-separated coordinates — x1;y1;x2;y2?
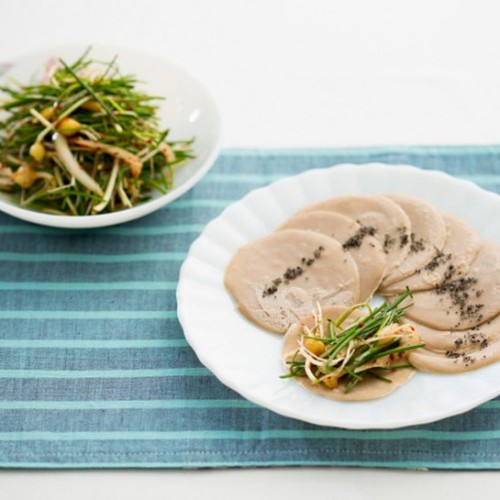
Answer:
1;0;500;498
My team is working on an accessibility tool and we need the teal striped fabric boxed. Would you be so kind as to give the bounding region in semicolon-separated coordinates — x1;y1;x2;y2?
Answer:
2;147;500;469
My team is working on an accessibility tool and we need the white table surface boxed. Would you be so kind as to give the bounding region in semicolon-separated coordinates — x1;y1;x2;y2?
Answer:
1;0;500;498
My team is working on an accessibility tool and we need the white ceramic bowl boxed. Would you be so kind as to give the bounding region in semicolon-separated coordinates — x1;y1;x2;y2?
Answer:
0;45;221;229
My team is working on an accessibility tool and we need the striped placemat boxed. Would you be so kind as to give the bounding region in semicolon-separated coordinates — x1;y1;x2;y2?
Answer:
1;146;500;469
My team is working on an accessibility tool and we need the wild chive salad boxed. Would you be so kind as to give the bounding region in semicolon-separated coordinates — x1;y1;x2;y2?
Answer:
283;289;424;394
0;49;194;215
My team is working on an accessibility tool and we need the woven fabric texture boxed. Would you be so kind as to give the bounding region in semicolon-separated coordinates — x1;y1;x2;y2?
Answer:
1;147;500;469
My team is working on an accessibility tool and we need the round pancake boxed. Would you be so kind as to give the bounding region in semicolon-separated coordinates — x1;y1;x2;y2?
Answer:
279;210;387;301
381;212;481;295
408;345;500;373
282;305;416;401
405;316;500;374
403;241;500;330
301;194;411;276
380;194;447;287
224;229;360;333
401;315;500;353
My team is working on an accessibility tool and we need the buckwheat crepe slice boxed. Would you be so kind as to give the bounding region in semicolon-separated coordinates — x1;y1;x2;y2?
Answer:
300;195;411;276
381;212;481;295
403;242;500;331
279;210;387;301
405;316;500;374
408;344;500;374
401;314;500;353
405;289;500;373
282;305;416;401
380;194;447;287
224;229;360;334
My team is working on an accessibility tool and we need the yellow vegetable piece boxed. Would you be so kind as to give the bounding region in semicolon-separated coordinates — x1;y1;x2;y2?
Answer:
40;107;55;121
303;338;326;356
12;164;39;189
56;117;82;136
81;100;103;113
322;375;339;390
29;142;46;162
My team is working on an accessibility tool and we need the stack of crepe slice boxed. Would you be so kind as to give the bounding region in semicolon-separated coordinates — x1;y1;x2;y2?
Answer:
225;193;500;399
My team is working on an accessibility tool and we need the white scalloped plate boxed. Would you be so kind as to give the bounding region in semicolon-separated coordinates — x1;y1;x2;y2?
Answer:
177;163;500;429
